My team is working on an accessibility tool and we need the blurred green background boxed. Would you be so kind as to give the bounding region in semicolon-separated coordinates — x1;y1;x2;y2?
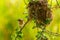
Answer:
0;0;60;40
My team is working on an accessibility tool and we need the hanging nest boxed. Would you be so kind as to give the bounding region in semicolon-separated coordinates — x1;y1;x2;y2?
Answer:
27;0;52;27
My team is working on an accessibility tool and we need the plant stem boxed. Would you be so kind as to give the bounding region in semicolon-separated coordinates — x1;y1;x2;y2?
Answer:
37;26;46;40
20;19;30;32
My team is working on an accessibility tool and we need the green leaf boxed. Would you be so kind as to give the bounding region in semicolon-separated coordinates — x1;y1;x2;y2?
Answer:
45;18;52;24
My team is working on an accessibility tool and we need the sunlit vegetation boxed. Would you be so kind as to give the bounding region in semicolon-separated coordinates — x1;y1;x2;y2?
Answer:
0;0;60;40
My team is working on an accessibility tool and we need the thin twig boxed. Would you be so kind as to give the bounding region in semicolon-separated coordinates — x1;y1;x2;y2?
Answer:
56;0;59;6
20;19;30;32
37;26;46;40
23;0;27;5
56;0;60;8
44;30;60;36
50;0;52;8
15;19;30;40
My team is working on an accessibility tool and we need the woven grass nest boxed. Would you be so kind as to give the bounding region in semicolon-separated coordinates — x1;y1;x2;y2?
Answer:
27;1;52;27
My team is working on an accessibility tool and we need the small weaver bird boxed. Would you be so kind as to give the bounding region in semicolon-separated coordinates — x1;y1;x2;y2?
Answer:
18;19;24;29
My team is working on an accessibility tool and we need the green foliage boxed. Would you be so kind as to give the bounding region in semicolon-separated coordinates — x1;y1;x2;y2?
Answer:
0;0;60;40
